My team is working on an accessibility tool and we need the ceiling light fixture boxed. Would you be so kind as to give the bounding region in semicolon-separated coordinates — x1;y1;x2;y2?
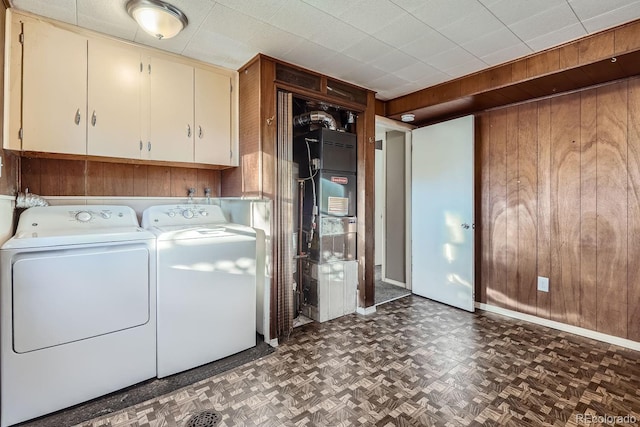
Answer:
401;113;415;122
126;0;188;40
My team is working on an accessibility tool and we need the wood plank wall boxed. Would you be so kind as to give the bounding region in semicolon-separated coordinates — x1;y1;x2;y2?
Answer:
20;158;221;198
478;76;640;341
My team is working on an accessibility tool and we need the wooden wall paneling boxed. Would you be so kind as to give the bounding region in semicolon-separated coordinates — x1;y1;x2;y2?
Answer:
146;165;171;196
627;77;640;341
596;82;628;338
516;103;538;316
0;150;18;195
86;161;105;196
39;159;63;195
477;113;491;304
526;50;560;78
58;159;85;195
558;44;579;70
221;58;260;197
578;32;615;65
260;59;276;199
132;164;148;196
488;109;507;307
102;163;134;196
536;99;551;319
170;167;197;198
505;107;519;311
549;93;581;327
615;21;640;54
196;169;221;197
20;157;41;194
579;88;598;331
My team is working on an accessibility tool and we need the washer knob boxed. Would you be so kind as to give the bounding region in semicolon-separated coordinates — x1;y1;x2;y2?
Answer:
200;210;208;217
75;211;92;222
168;211;176;218
100;211;111;219
182;209;194;219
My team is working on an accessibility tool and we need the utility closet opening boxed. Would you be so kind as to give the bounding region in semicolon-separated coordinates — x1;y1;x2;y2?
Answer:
289;95;360;327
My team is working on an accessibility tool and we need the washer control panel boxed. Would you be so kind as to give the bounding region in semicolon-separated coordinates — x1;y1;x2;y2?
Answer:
141;204;227;228
69;208;127;224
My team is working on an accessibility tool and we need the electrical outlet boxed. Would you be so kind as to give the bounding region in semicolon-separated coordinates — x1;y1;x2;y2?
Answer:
537;276;549;292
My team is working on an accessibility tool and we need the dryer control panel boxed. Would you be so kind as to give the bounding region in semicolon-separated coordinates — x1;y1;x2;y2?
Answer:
15;205;140;234
141;204;228;228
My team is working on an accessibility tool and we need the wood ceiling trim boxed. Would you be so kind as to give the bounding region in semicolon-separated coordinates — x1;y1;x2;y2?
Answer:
382;19;640;126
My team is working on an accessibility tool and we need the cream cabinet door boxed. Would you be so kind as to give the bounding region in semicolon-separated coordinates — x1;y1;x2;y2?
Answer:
87;40;142;159
194;68;232;165
22;22;87;154
148;56;194;162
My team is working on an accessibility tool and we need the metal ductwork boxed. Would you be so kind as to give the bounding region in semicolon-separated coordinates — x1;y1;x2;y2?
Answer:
293;111;337;130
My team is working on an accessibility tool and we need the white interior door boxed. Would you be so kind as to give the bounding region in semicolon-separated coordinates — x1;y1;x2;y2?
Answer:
411;115;474;312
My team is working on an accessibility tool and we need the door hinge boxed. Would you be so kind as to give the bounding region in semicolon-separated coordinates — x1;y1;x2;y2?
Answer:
18;128;23;140
19;32;24;44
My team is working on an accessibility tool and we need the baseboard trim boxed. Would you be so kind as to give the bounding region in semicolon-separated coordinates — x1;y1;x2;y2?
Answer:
476;302;640;351
356;306;377;316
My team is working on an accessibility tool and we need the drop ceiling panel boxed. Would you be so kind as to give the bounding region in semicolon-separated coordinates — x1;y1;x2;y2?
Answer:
508;3;581;42
77;0;138;41
9;0;640;101
12;0;76;24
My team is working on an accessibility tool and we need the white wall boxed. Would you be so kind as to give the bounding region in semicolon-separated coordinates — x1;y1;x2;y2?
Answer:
374;134;384;266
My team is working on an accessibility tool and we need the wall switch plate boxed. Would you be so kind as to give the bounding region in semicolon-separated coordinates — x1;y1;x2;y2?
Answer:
537;276;549;292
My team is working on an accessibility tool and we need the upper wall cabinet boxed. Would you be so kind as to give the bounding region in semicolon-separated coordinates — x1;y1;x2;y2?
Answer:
87;39;142;159
21;22;87;155
4;10;238;168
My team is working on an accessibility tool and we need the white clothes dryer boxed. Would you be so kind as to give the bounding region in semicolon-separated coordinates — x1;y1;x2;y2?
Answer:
142;204;256;378
0;205;156;427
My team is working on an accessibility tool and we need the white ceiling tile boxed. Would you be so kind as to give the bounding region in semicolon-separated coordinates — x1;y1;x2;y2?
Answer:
308;15;369;52
399;29;457;59
413;72;450;88
525;22;586;51
342;37;393;62
444;57;488;78
214;0;286;22
428;46;483;72
482;0;566;26
182;30;256;68
438;7;505;45
394;62;442;82
480;42;532;65
373;12;434;47
77;0;138;41
246;24;306;59
312;53;365;80
412;0;487;31
581;1;640;33
388;0;432;13
264;0;326;39
461;27;523;58
369;73;411;91
568;0;640;21
509;3;581;42
196;4;262;46
12;0;77;24
337;0;407;33
300;0;359;17
284;41;342;71
367;49;417;73
339;63;389;85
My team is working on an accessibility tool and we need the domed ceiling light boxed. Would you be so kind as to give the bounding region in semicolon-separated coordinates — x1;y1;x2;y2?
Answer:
126;0;188;40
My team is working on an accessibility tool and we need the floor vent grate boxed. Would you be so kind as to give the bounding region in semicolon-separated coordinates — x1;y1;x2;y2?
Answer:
184;410;222;427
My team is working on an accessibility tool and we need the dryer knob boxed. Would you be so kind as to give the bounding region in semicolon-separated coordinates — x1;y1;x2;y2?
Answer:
168;211;176;218
75;211;92;222
182;209;194;219
100;211;111;219
200;210;208;217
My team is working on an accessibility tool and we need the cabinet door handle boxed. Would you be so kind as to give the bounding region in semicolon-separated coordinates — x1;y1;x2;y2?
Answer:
91;111;97;127
148;141;151;151
198;125;203;139
139;140;143;151
187;124;191;138
74;109;81;125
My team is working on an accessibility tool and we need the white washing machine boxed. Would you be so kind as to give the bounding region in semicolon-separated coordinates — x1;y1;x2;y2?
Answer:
0;205;156;427
142;204;256;378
